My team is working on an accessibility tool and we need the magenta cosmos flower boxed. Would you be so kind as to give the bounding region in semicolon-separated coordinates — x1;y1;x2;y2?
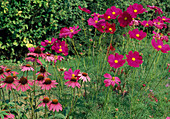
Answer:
0;66;6;79
127;3;146;18
27;46;45;58
104;73;121;87
126;51;143;67
3;112;15;119
118;11;132;27
38;96;50;107
91;13;104;18
52;40;68;56
1;75;17;90
78;6;91;14
147;5;163;14
48;99;62;112
129;28;147;40
151;39;170;53
105;22;116;34
79;72;91;82
140;20;153;27
59;26;81;38
108;53;126;69
96;20;107;33
87;16;99;28
41;38;57;47
39;78;58;90
15;76;33;92
21;64;34;72
104;6;122;20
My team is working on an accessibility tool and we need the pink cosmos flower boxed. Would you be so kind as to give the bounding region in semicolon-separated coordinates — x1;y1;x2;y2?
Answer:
151;39;170;53
104;73;121;87
79;72;91;82
21;64;34;72
41;38;57;47
128;28;147;40
118;11;132;27
78;6;91;14
59;26;81;38
0;66;6;79
38;96;50;107
129;19;140;26
15;76;33;92
127;3;146;18
52;40;68;56
105;22;116;34
3;113;15;119
39;78;58;90
48;99;62;112
1;75;17;90
157;16;170;23
126;51;143;67
96;20;106;33
166;117;170;119
108;53;126;68
87;16;99;28
147;5;163;14
64;68;80;80
153;19;167;29
140;20;153;27
27;46;45;58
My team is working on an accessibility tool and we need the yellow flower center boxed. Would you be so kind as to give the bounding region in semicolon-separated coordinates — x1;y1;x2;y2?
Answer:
59;46;61;48
136;34;140;37
102;26;105;28
48;41;51;43
95;20;98;23
124;17;127;20
72;74;75;77
114;60;118;63
59;49;62;52
134;9;137;13
109;28;112;31
158;45;162;48
157;22;160;25
108;16;111;19
97;15;100;17
112;77;115;81
162;18;165;21
132;57;136;61
70;29;74;32
146;23;149;26
112;12;115;15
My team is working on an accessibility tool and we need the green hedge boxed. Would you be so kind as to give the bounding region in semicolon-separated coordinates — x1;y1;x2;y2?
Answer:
0;0;169;61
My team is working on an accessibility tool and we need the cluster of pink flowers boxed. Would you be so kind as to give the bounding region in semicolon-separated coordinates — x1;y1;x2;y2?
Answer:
108;51;143;68
38;96;62;112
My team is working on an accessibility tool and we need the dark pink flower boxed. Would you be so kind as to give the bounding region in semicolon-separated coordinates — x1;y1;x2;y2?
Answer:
108;53;126;69
1;75;17;90
157;16;170;23
126;51;143;67
79;72;91;82
87;16;99;28
48;99;62;112
91;13;103;18
78;6;91;14
21;64;34;72
52;40;68;56
96;20;106;33
153;19;167;29
39;78;58;90
41;38;57;47
127;3;146;18
64;68;80;80
38;96;50;107
105;22;116;34
140;20;153;27
59;26;81;38
110;6;122;18
104;73;121;87
151;39;170;53
15;76;33;92
129;28;147;40
118;11;132;27
147;5;163;14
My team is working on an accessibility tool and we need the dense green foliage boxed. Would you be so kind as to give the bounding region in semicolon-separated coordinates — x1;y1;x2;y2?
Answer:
0;0;169;61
